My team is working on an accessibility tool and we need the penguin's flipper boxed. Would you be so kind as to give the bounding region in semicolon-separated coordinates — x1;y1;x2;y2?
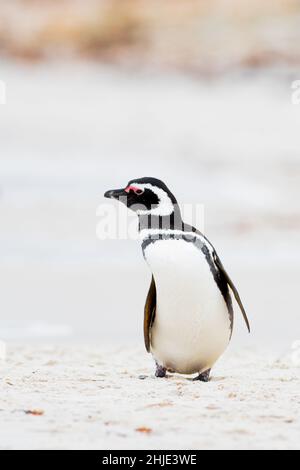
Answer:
214;253;250;333
144;276;157;352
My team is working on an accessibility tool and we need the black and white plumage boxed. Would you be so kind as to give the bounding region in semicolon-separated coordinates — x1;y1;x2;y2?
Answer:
104;177;250;381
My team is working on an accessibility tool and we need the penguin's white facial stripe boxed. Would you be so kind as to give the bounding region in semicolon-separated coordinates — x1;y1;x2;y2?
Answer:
129;183;174;217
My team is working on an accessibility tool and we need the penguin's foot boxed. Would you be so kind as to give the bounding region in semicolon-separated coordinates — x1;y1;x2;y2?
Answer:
155;363;167;378
193;369;211;382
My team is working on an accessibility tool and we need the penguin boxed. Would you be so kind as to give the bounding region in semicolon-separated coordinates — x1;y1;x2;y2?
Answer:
104;177;250;381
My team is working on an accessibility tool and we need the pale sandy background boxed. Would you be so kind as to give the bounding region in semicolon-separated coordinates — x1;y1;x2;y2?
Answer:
0;62;299;350
0;0;300;450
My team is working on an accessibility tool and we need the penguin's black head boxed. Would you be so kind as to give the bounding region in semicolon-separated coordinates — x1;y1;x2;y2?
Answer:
104;177;178;216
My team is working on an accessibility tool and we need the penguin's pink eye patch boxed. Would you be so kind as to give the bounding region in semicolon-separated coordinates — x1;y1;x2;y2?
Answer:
125;185;144;195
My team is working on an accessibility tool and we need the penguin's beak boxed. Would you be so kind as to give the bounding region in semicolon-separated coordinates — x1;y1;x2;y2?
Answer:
104;188;126;200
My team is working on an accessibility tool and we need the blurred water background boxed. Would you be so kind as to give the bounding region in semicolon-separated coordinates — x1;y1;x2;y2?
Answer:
0;0;300;351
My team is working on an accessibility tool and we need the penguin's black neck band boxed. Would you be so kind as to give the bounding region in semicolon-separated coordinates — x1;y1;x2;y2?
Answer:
138;205;183;232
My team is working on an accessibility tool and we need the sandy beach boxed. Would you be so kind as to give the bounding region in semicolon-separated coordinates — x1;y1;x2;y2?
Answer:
0;344;299;450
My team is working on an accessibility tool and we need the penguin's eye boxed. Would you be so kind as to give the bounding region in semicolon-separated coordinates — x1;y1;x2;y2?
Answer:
134;188;144;195
125;186;144;196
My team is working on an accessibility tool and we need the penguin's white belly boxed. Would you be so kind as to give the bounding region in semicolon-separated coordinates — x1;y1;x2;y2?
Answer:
144;239;231;375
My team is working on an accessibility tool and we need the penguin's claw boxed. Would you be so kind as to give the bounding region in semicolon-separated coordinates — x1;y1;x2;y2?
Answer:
193;369;211;382
155;364;167;378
